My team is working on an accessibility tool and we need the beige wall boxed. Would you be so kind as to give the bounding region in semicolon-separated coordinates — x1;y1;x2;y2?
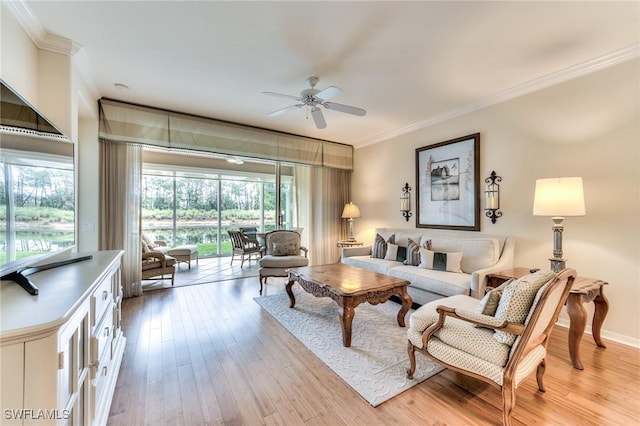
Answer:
352;59;640;345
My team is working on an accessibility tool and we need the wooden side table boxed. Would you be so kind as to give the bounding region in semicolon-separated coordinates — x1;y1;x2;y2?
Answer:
486;268;609;370
337;240;364;248
565;276;608;370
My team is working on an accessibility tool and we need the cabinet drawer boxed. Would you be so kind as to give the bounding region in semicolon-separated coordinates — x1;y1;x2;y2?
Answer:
92;349;112;404
91;276;114;327
91;304;114;373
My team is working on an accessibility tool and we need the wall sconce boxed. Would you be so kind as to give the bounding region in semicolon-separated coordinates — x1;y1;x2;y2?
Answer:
400;182;412;222
484;171;502;224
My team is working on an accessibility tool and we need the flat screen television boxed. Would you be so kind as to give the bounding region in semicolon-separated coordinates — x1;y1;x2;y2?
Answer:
0;80;77;294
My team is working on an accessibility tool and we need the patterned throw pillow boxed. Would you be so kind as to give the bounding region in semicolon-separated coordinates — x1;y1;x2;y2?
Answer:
476;279;513;316
404;238;431;266
420;237;433;250
493;271;556;345
418;248;463;272
371;234;395;259
272;242;298;256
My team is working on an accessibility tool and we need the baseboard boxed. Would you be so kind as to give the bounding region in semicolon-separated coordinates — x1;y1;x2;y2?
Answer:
555;318;640;349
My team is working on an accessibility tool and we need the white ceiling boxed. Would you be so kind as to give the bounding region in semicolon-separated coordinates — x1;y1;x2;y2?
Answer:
13;1;640;147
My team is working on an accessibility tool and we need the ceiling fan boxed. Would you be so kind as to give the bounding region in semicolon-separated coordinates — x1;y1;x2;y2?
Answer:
263;76;366;129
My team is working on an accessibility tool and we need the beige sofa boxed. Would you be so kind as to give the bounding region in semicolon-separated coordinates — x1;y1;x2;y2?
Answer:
341;227;515;305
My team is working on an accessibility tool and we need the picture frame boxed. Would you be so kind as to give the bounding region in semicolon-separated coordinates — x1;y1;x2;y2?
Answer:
415;133;480;230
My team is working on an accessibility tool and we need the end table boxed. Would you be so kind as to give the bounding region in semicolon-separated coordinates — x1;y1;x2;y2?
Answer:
486;268;609;370
337;240;364;248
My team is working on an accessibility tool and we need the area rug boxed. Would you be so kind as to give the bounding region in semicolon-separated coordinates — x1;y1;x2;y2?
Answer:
254;289;444;406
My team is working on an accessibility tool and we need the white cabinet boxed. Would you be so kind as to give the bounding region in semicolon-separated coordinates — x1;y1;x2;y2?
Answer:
1;251;125;426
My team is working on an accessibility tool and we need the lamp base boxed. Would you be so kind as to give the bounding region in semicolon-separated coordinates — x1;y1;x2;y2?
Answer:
549;257;566;273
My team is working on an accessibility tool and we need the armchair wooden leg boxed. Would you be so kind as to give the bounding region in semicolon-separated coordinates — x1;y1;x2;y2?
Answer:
536;359;546;392
502;379;516;426
259;275;264;295
407;340;417;379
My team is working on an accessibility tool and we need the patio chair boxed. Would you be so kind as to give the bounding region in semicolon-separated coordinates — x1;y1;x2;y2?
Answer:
228;230;262;267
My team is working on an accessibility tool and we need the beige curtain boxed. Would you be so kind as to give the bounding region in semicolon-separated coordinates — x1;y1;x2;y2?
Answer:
99;99;353;170
99;141;142;297
296;166;351;265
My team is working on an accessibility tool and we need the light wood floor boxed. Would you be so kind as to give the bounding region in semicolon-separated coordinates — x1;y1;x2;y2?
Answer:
107;272;640;426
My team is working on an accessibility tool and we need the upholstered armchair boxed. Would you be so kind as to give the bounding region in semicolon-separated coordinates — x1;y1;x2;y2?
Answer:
258;230;309;295
406;268;576;426
228;230;262;267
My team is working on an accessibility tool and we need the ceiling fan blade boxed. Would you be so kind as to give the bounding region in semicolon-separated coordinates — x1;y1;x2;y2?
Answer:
262;91;301;101
323;102;367;116
310;107;326;129
315;86;341;101
268;104;303;117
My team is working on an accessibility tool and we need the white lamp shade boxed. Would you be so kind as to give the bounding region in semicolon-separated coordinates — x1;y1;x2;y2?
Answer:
533;177;586;217
341;202;361;219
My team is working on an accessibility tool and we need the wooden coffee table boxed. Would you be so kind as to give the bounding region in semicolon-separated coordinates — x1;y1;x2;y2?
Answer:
286;263;412;347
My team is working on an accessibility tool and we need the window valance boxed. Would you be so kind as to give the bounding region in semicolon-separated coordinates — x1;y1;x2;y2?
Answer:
98;99;353;170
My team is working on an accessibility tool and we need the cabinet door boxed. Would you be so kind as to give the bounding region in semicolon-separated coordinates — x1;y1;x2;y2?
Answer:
1;343;24;426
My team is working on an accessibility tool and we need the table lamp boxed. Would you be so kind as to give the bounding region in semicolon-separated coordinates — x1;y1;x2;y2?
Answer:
341;202;361;241
533;177;586;272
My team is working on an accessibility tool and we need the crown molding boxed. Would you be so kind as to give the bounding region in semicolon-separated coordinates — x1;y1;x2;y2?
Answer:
5;0;81;56
357;43;640;148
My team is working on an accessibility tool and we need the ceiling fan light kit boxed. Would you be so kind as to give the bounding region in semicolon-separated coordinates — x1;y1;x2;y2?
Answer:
263;76;366;129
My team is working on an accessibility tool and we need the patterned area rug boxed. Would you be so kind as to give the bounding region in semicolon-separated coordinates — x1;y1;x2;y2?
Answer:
254;289;444;407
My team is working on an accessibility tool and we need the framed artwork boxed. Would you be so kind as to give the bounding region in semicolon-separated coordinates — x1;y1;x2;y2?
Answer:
415;133;480;230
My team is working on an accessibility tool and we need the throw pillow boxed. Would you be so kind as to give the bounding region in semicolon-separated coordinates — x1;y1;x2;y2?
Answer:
420;237;433;250
418;248;463;272
272;242;298;256
493;271;556;345
371;234;395;259
476;279;513;316
396;246;407;263
384;243;399;261
404;238;421;266
142;233;157;249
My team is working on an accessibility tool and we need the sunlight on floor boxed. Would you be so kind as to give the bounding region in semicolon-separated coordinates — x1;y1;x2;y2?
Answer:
142;256;261;291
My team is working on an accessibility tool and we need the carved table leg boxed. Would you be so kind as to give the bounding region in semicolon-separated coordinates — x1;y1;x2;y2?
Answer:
339;300;356;347
397;288;412;327
286;279;296;308
566;293;586;370
592;286;608;348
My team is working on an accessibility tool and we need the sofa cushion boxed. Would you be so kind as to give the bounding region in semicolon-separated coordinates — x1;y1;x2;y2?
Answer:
259;255;309;268
419;248;463;272
372;233;395;259
388;265;470;297
493;271;555;345
342;255;400;275
429;236;500;274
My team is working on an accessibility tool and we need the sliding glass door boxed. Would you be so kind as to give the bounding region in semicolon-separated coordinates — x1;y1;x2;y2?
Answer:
141;154;295;257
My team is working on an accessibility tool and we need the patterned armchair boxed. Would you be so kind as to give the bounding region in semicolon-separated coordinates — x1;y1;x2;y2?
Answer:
258;230;309;295
406;269;576;426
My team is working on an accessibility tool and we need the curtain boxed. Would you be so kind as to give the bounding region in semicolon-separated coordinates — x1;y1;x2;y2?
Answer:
99;141;142;298
296;166;351;265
